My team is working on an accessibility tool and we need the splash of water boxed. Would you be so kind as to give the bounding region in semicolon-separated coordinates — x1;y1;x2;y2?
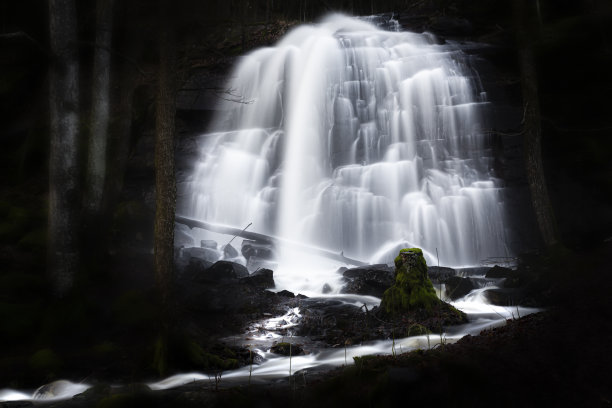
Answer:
185;14;509;284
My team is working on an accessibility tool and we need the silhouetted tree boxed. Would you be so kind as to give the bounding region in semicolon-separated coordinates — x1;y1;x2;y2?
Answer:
514;0;561;248
48;0;80;297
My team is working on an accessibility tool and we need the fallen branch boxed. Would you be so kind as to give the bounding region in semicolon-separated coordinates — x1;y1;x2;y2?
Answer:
175;215;367;266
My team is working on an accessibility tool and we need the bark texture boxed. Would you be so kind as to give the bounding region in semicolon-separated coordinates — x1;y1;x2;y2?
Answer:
154;8;177;313
515;0;560;248
86;0;115;214
48;0;80;297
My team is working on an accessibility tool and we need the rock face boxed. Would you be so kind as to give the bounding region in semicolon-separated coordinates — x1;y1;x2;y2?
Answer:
380;248;442;314
175;260;280;336
341;264;394;298
427;266;456;284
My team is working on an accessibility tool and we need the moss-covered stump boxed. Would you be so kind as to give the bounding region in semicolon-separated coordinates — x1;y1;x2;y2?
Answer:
379;248;467;328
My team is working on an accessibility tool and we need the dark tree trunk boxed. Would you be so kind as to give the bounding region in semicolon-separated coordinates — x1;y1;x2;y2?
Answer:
102;10;144;230
48;0;80;297
514;0;560;248
154;2;177;327
85;0;114;216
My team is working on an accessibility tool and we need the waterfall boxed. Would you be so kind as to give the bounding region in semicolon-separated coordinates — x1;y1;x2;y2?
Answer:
185;14;509;283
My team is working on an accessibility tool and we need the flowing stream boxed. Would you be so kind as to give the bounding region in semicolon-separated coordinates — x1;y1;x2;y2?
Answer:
0;14;526;403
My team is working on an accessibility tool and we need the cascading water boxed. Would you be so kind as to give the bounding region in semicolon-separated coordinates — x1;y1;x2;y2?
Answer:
186;14;509;291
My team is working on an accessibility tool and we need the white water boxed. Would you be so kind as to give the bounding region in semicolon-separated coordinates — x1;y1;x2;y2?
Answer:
185;13;509;282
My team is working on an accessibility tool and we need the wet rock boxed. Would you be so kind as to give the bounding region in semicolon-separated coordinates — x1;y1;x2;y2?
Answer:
444;276;477;300
243;268;274;289
322;283;332;294
297;298;365;344
277;290;295;298
427;266;456;283
202;261;249;282
241;240;275;260
270;342;305;356
486;265;514;279
200;240;218;250
222;244;239;259
341;264;394;298
179;247;219;265
485;288;522;306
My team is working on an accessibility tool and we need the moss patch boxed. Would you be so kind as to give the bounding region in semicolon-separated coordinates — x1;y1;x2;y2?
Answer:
380;248;442;315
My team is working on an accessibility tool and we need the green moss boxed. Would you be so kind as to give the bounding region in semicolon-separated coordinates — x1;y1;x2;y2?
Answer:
381;248;442;315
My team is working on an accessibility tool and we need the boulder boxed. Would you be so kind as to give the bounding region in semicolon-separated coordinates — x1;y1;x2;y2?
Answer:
241;240;275;260
270;342;305;356
296;298;365;344
484;288;524;306
341;264;394;298
444;276;477;300
380;248;442;314
242;268;274;289
427;266;456;283
485;265;514;279
200;240;218;250
202;261;249;282
222;243;239;259
179;247;219;265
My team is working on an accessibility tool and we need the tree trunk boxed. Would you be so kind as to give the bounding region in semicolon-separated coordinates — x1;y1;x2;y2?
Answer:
85;0;114;215
154;4;176;320
48;0;80;297
514;0;560;248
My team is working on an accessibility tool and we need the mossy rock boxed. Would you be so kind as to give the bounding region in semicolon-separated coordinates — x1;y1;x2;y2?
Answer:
380;248;442;315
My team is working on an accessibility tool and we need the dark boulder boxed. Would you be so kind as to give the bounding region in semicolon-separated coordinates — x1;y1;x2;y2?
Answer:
277;290;296;298
427;266;456;283
484;288;523;306
341;264;394;298
178;246;220;265
241;240;275;260
444;276;477;300
270;342;305;356
296;298;366;344
242;268;274;289
201;261;249;282
485;265;514;279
